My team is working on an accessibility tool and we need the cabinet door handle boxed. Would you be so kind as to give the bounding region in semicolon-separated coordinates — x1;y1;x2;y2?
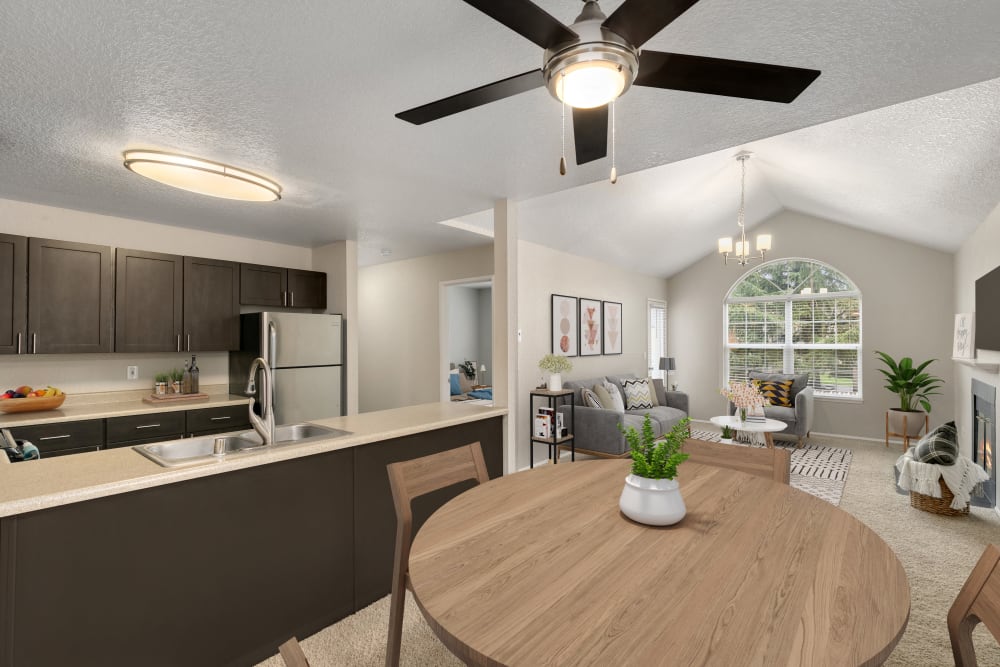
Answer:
32;333;37;354
176;334;181;352
209;416;231;421
282;291;287;307
135;424;161;430
16;332;22;354
187;334;191;351
39;434;70;441
290;292;294;307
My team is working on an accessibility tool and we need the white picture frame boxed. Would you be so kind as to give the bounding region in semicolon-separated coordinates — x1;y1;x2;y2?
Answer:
954;313;975;359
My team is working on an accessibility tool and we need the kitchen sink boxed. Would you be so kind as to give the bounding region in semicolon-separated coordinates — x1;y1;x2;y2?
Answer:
133;423;351;467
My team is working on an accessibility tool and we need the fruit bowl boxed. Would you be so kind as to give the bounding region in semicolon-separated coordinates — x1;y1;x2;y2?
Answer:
0;394;67;414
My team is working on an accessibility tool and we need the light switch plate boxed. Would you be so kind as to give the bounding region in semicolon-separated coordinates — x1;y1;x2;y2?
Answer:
127;366;139;380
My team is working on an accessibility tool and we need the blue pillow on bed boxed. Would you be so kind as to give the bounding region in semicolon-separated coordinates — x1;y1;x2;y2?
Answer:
469;388;492;400
450;373;461;396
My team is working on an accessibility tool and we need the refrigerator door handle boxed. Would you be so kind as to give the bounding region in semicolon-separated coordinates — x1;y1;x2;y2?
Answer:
268;320;278;412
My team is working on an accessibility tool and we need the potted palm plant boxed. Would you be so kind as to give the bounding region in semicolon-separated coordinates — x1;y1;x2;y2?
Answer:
538;353;572;391
617;416;691;526
719;425;734;444
875;351;944;439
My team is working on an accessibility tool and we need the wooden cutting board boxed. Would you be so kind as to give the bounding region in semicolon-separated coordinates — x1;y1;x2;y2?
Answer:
142;393;210;404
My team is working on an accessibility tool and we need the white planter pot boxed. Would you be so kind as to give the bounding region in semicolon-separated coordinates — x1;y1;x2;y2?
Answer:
719;438;734;445
888;409;927;437
549;373;562;391
619;474;686;526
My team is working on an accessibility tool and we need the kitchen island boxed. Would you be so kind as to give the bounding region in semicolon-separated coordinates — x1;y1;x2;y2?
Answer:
0;402;506;667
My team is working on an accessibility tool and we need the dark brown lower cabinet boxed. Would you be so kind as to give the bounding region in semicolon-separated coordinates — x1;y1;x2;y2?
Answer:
0;417;503;667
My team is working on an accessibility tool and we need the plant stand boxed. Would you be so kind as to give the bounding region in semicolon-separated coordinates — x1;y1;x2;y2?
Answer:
529;389;574;467
885;411;928;451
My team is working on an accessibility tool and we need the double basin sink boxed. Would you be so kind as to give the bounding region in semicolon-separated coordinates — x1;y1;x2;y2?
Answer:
134;423;352;467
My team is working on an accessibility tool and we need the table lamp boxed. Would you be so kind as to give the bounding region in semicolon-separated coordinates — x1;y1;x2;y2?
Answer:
480;364;487;386
659;357;677;390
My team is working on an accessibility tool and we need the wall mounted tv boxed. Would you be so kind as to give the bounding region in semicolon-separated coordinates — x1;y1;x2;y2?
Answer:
976;264;1000;352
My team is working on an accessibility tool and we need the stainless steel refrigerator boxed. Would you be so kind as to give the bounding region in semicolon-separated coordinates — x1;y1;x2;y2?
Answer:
229;312;344;424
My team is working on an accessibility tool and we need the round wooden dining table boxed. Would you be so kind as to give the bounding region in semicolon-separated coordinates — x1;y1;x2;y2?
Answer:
408;459;910;667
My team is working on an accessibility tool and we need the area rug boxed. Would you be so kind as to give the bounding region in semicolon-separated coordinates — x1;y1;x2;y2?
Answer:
690;429;852;506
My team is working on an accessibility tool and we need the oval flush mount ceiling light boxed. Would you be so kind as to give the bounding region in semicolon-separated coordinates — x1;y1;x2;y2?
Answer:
122;150;282;202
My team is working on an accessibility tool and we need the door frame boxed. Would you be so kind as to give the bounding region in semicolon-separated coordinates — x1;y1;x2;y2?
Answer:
439;275;494;403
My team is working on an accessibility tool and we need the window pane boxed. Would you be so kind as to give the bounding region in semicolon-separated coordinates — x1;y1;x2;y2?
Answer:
727;301;784;344
794;348;859;396
648;301;666;377
728;348;785;384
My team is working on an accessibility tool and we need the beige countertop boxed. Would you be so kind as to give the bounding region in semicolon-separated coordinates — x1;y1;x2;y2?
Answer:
0;402;507;518
0;385;250;428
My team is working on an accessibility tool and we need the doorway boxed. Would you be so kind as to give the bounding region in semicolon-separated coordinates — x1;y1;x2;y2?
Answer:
440;277;493;405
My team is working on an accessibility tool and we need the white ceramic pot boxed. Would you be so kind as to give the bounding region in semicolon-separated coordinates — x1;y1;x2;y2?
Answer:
888;409;927;437
549;373;562;391
719;437;734;445
619;474;686;526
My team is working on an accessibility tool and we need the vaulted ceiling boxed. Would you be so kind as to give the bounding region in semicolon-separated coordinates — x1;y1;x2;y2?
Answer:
1;1;998;272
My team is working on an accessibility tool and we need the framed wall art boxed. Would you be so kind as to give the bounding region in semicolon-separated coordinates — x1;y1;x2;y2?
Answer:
954;313;975;359
579;297;602;356
602;301;622;355
551;294;578;356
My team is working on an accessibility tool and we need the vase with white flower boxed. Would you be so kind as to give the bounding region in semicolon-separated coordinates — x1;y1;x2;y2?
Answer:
538;353;572;391
720;381;767;423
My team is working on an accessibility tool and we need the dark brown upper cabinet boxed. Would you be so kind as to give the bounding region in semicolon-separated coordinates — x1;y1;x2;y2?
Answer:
184;256;239;351
115;249;184;353
0;234;27;354
240;264;326;309
27;238;113;353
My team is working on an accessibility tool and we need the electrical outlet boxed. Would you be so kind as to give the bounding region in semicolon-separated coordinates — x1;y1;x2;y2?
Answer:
126;366;139;380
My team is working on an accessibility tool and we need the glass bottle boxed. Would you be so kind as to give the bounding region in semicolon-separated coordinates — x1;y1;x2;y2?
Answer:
181;361;192;394
190;355;200;394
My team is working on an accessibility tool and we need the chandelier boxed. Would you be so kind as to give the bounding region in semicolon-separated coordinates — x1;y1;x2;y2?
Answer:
718;152;770;265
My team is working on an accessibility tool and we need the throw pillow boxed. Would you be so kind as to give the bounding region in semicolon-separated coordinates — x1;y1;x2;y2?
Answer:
913;421;959;465
749;371;809;399
458;372;474;394
592;383;614;409
449;372;461;396
646;378;660;406
581;387;603;409
601;380;626;413
752;379;794;407
622;378;654;411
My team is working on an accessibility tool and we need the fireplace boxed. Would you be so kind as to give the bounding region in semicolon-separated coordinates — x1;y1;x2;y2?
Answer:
972;379;996;507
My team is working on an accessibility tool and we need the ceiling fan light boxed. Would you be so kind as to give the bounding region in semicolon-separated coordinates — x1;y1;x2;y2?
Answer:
122;150;281;202
556;60;626;109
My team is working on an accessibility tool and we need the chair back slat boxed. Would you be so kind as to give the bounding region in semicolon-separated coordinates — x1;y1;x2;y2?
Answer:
950;543;1000;666
682;438;791;484
389;442;489;502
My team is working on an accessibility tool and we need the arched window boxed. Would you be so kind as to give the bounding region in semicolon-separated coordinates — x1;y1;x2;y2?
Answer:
724;258;862;399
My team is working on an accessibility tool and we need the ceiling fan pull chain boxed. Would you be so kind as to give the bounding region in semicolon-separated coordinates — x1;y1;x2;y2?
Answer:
610;99;618;184
559;79;567;176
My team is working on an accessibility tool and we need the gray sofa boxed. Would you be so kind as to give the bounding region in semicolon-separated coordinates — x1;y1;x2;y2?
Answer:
730;371;815;446
558;374;689;457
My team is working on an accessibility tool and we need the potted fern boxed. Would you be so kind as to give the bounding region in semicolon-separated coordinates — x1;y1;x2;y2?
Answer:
617;416;691;526
538;353;572;391
875;351;943;440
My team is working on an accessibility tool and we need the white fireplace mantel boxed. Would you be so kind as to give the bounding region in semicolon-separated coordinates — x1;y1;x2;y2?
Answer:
953;357;1000;373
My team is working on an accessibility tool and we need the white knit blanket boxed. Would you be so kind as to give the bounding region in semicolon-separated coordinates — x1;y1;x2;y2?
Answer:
895;450;989;510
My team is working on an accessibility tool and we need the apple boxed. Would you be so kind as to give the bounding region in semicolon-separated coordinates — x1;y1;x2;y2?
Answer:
15;385;32;396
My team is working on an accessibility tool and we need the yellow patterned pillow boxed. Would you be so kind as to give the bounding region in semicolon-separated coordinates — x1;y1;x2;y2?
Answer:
753;379;794;407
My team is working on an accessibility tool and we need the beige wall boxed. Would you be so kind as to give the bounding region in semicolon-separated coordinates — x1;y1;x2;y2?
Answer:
667;210;955;440
954;200;1000;459
312;240;360;414
357;244;493;412
0;198;312;394
516;240;670;468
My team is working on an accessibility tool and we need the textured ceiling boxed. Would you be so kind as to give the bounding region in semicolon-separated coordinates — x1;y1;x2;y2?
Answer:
0;0;999;268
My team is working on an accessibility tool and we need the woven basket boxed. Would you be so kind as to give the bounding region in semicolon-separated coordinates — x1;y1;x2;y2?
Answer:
909;478;969;516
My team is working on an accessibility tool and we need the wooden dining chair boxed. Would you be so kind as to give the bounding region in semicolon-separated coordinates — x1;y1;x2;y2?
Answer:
385;442;490;667
277;637;310;666
682;438;791;484
949;543;1000;666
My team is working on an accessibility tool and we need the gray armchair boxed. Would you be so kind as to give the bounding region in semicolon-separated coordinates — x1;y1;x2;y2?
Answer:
731;371;814;447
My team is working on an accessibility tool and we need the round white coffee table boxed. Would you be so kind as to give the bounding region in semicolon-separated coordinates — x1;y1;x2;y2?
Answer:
710;415;787;449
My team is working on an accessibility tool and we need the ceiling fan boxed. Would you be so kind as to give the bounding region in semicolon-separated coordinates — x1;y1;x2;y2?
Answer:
396;0;820;167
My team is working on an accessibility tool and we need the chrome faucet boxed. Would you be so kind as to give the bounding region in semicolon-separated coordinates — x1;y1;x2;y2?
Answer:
246;357;275;446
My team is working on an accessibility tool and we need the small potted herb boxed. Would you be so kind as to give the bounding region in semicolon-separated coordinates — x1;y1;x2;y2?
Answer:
617;416;691;526
154;373;169;396
170;368;184;394
538;353;573;391
720;425;734;444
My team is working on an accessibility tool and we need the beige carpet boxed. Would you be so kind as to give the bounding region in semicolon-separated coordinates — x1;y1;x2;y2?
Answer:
257;435;1000;666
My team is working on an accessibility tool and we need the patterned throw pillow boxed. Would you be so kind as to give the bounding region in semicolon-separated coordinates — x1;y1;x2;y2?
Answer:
581;387;603;409
622;378;654;411
601;380;626;413
914;421;959;465
753;379;794;407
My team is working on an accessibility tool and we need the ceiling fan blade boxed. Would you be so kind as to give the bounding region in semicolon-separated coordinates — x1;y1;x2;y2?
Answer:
635;50;821;103
462;0;578;49
572;105;608;165
396;70;544;125
602;0;701;48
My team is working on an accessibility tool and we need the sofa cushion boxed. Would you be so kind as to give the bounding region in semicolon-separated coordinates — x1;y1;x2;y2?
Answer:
763;405;797;424
564;377;607;405
449;372;461;396
605;374;638;400
620;412;662;438
749;371;809;399
753;378;794;407
592;384;614;410
913;421;959;465
631;405;686;431
581;387;603;409
622;378;655;410
647;379;660;406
